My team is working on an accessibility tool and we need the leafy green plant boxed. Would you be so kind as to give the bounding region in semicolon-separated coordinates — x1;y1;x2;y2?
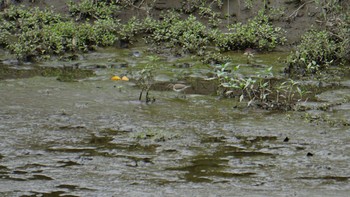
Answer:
198;6;222;27
67;0;119;20
149;12;209;55
1;5;63;32
285;29;340;76
182;0;223;13
244;0;253;9
211;10;286;51
1;5;121;60
286;1;349;76
200;51;229;64
118;16;143;43
215;63;308;110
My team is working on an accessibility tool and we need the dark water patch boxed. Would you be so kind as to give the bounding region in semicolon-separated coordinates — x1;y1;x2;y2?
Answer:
18;163;48;169
215;144;275;158
79;63;109;70
162;149;178;153
0;165;9;175
57;184;79;190
227;151;274;158
58;124;87;130
57;160;82;167
168;159;255;183
166;154;239;183
200;136;227;143
116;143;159;153
56;66;95;82
167;156;228;171
100;128;132;135
29;174;53;181
0;64;58;80
83;141;159;157
13;170;28;175
297;176;349;182
89;134;114;145
0;63;94;81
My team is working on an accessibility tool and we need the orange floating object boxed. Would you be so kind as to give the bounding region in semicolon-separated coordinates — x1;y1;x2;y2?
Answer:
111;76;121;81
121;76;129;81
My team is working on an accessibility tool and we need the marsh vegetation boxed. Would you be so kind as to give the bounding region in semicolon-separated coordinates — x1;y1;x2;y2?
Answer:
1;1;350;196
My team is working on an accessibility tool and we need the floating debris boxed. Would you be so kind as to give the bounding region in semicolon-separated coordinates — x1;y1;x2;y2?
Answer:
111;76;121;81
121;76;129;81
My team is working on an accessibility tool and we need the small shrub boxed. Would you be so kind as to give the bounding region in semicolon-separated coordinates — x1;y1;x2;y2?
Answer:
118;16;143;43
67;0;119;20
211;10;286;51
149;12;209;55
285;2;349;76
198;6;222;27
0;4;124;60
285;29;341;76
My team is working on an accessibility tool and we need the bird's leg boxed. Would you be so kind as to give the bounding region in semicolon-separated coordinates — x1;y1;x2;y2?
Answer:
139;90;143;101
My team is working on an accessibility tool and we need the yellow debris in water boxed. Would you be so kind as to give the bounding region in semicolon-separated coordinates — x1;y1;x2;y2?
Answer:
121;76;129;81
111;76;121;81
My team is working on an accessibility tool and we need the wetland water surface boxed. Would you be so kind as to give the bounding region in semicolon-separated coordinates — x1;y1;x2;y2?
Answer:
0;49;349;196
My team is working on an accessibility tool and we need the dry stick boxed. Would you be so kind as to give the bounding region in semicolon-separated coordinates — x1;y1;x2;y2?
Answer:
227;0;230;25
126;0;145;10
126;0;154;16
287;0;315;20
138;0;145;8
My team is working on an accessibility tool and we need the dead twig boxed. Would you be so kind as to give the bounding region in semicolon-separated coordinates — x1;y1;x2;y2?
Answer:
286;0;315;20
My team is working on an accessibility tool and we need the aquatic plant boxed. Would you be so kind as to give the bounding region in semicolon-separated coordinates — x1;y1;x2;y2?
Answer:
215;63;308;110
200;51;230;64
133;65;156;103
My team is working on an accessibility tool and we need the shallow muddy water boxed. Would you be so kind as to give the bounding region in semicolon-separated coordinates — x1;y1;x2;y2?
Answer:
0;49;349;196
